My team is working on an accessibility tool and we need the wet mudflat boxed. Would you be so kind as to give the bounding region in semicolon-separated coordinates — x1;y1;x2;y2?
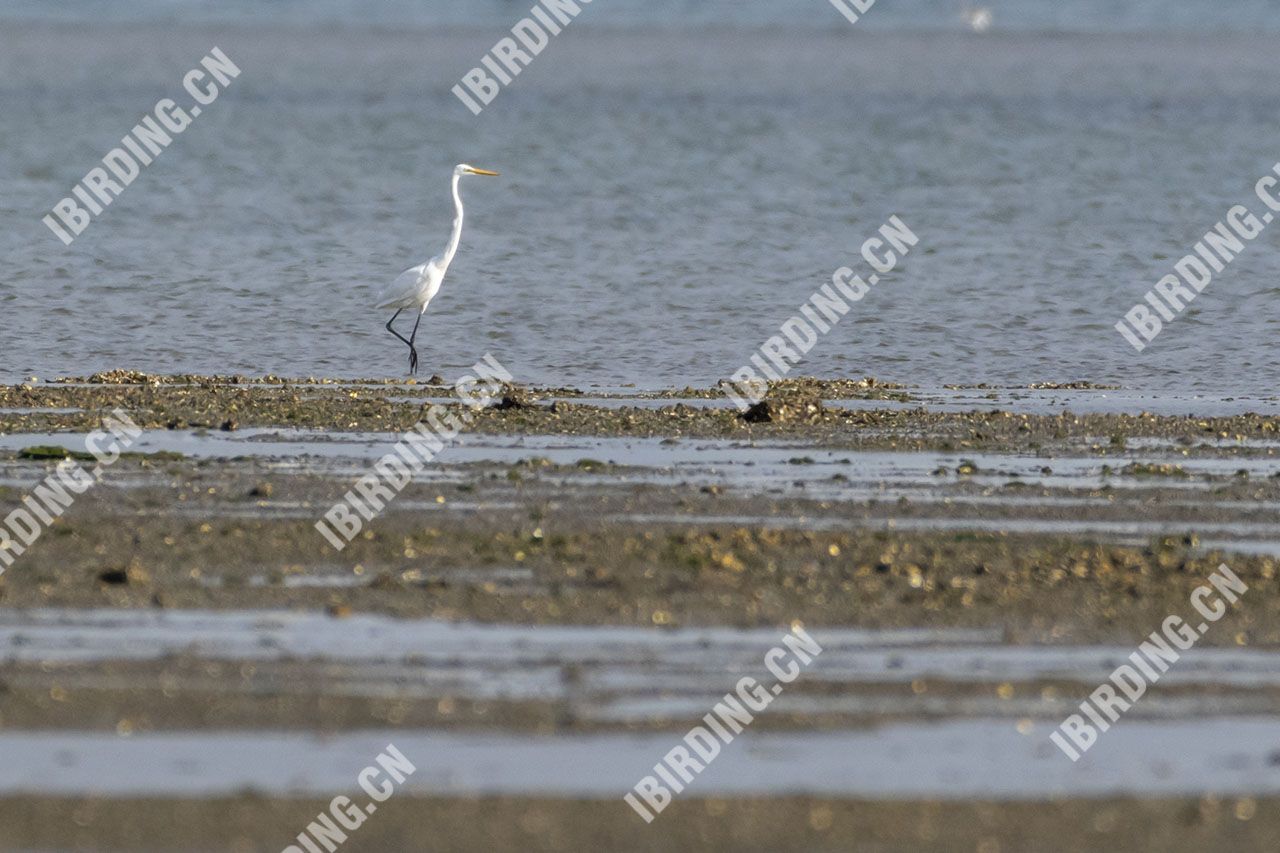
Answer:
4;795;1276;853
5;374;1280;452
0;378;1278;851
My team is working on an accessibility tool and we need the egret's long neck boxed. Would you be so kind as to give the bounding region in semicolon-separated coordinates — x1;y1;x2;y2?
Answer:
442;172;465;268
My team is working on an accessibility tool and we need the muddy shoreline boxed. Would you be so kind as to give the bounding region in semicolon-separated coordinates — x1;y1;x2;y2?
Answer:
2;376;1279;851
2;795;1272;853
3;376;1280;451
0;446;1274;639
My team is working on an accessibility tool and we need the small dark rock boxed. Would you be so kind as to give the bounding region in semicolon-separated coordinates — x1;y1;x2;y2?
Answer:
491;386;536;410
97;560;149;586
492;395;531;411
742;396;824;424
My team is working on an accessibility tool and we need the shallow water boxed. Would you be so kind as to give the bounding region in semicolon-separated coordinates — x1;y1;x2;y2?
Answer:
893;389;1280;418
7;427;1280;551
0;608;999;666
8;600;1280;801
4;10;1280;391
8;607;1280;798
9;720;1280;799
7;608;1280;715
7;605;1280;685
9;0;1280;32
3;427;1277;485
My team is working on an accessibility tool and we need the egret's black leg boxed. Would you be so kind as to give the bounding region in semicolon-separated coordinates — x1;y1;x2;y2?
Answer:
385;310;412;347
407;311;424;375
386;310;418;375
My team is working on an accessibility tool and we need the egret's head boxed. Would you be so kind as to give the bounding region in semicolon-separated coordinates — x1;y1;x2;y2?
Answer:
456;164;500;177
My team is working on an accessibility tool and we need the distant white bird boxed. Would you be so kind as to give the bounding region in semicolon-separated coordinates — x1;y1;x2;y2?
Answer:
961;4;993;32
377;163;500;375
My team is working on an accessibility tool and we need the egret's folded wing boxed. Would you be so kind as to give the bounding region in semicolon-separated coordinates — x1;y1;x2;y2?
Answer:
376;265;426;310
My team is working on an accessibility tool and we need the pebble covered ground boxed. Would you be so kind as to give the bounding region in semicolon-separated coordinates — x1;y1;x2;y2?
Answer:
0;374;1277;852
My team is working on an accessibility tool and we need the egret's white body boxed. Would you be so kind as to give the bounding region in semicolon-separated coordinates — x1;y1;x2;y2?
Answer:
378;163;499;374
377;260;445;313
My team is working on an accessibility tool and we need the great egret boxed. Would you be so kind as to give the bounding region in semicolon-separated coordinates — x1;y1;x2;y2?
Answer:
378;163;500;375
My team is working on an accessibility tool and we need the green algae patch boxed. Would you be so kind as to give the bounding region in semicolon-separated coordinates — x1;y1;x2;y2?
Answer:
1118;462;1191;478
19;445;95;461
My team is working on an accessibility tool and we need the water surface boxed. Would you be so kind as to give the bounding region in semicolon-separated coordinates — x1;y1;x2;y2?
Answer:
4;6;1279;391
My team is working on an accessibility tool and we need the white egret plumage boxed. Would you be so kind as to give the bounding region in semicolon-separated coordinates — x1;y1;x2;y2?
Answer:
378;163;500;375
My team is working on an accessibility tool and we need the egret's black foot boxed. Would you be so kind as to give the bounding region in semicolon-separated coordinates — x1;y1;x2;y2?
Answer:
409;346;420;376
